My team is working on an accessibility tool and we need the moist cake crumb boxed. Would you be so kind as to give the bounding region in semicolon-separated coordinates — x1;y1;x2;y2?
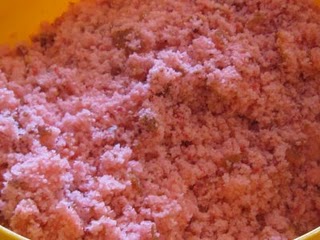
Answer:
0;0;320;239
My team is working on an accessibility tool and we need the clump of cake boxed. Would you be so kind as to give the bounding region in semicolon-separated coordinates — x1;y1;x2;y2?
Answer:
0;0;319;239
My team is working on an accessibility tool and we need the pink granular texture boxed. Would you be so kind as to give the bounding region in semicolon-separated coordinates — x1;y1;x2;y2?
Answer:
0;0;320;239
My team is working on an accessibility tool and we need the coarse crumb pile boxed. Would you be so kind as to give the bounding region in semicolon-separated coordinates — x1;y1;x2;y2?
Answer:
0;0;320;239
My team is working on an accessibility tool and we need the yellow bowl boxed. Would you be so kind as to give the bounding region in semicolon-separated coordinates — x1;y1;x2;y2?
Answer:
0;0;78;46
0;0;319;239
295;227;320;240
0;225;29;240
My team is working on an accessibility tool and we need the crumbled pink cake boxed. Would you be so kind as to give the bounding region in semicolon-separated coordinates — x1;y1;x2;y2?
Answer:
0;0;320;239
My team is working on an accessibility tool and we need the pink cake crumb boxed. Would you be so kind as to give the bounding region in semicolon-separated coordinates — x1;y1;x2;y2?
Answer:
0;0;320;239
